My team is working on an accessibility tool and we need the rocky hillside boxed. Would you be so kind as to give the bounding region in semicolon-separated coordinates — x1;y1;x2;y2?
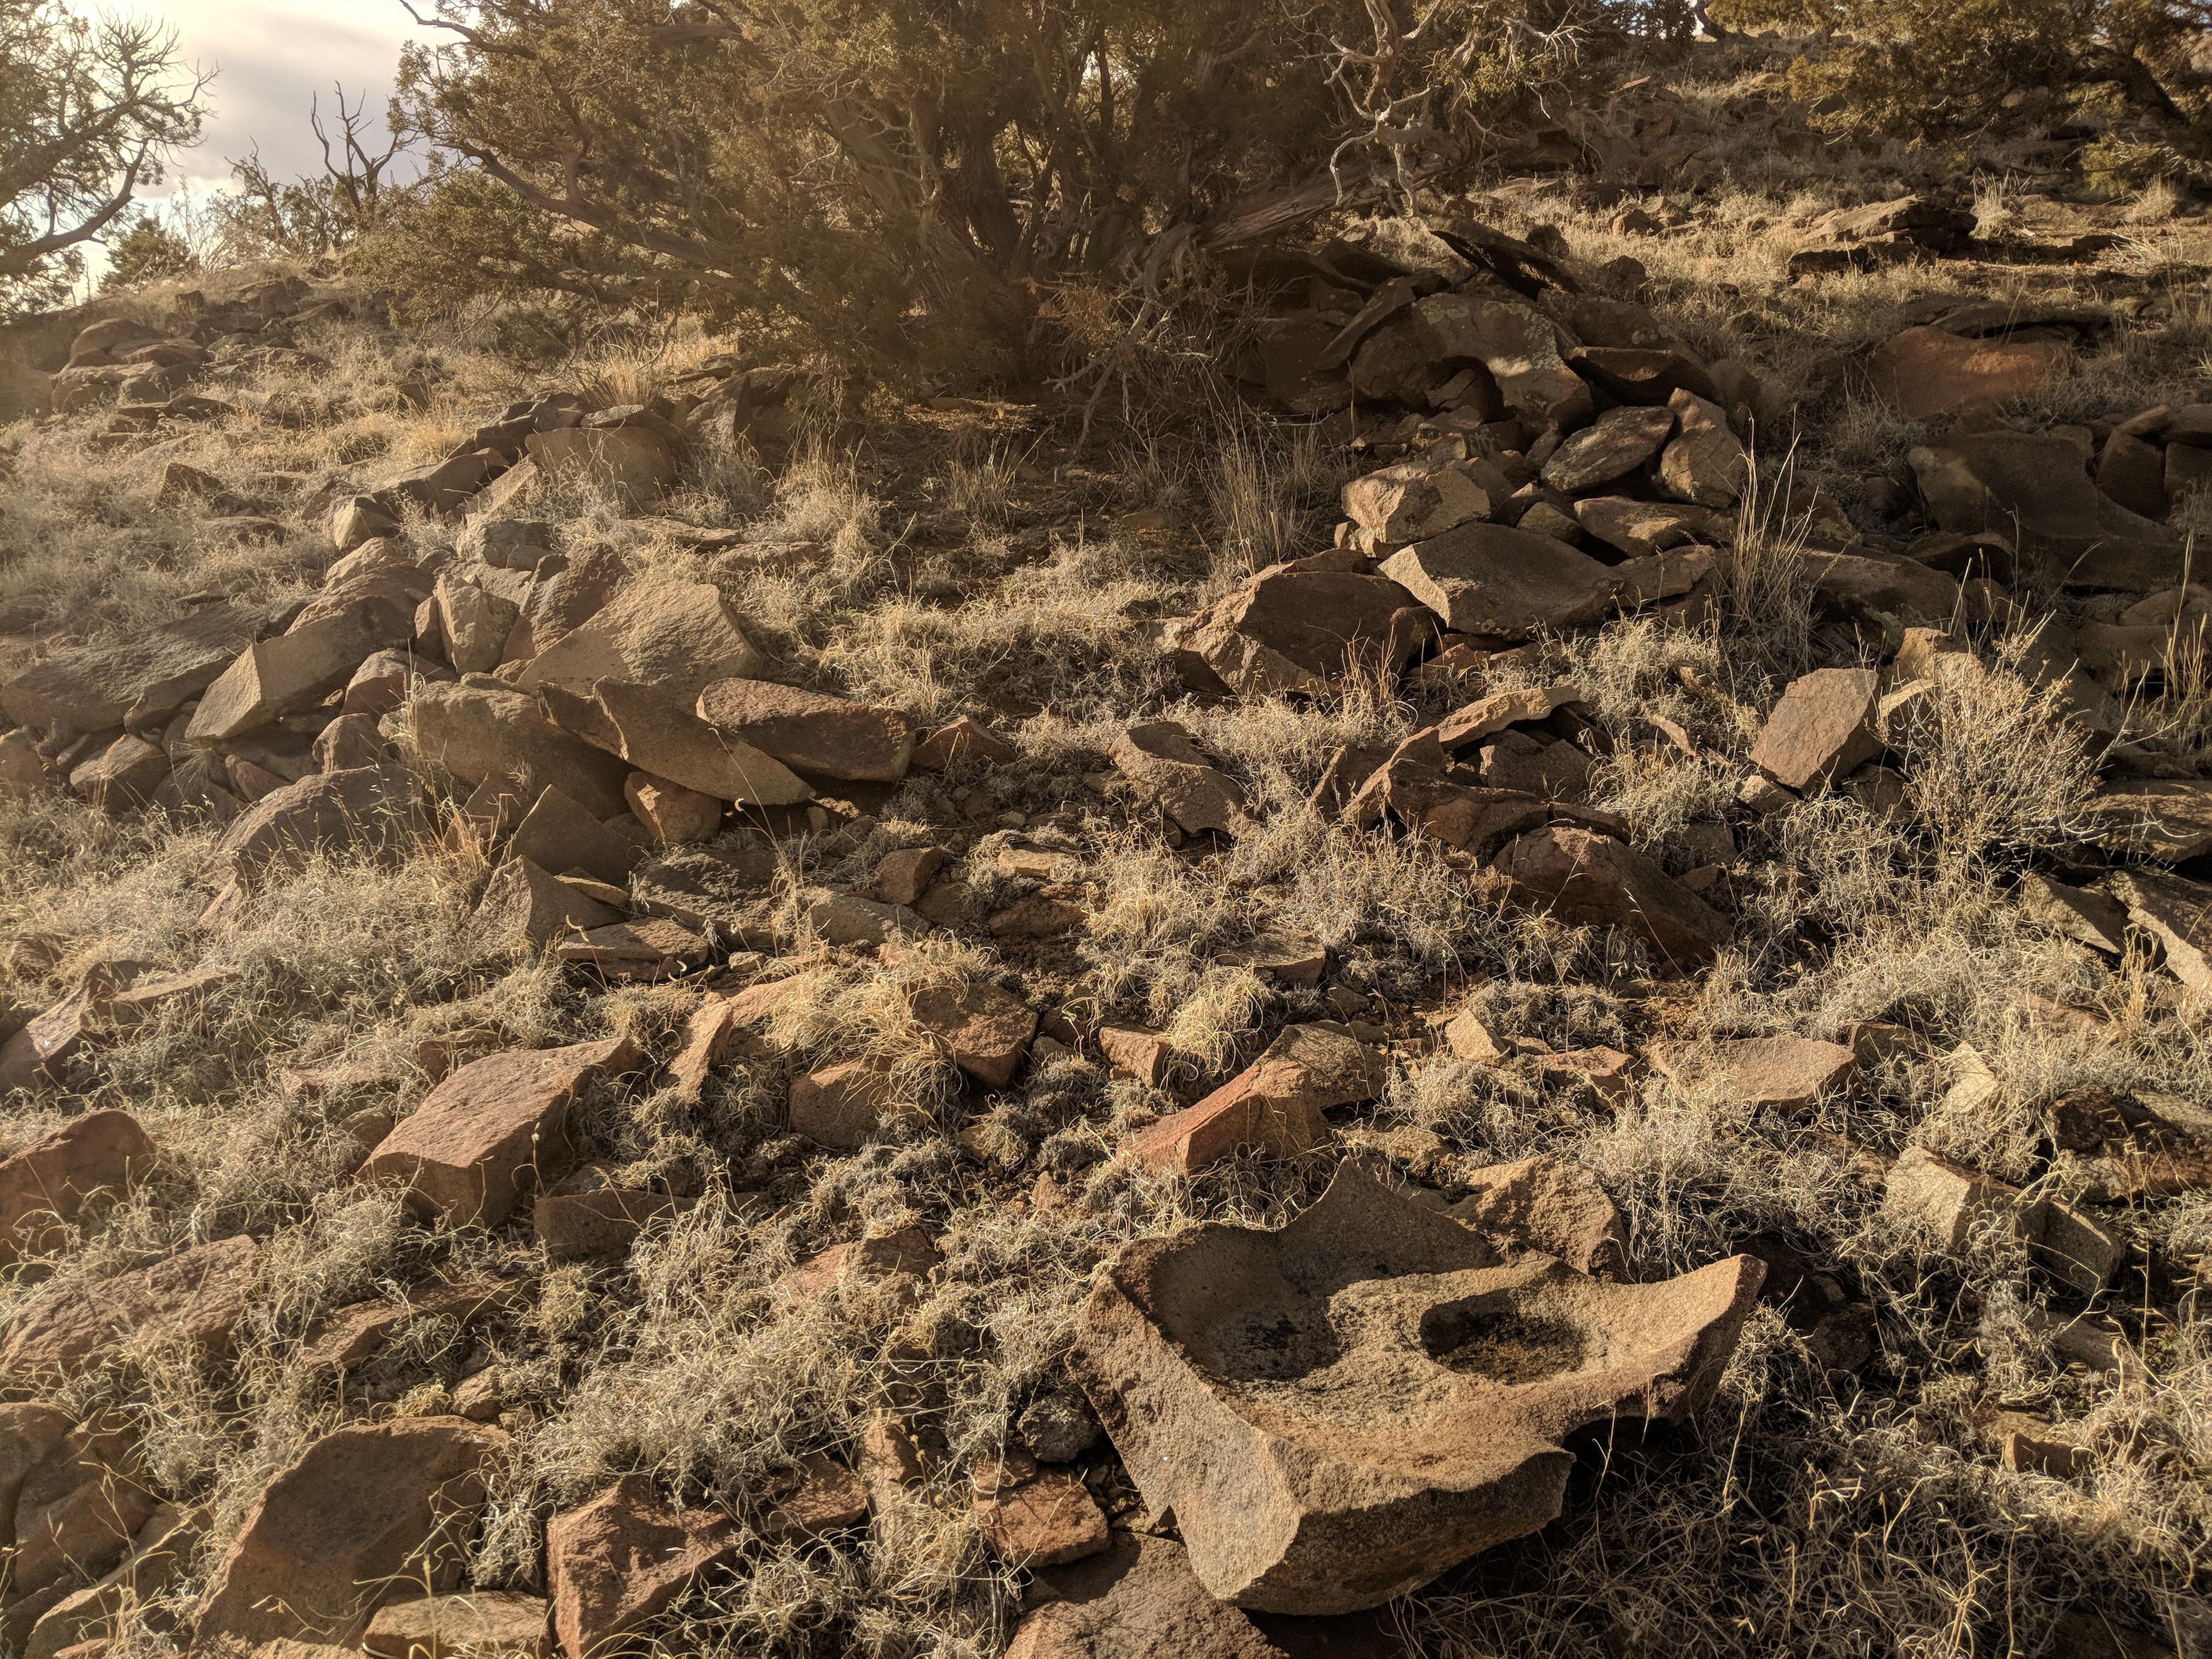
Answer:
2;39;2211;1659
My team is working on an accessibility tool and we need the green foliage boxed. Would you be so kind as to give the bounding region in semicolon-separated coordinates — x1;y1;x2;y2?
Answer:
1787;0;2091;143
99;208;195;290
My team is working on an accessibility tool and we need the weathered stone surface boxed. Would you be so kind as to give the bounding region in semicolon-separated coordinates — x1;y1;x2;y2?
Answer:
1;728;53;798
1005;1534;1289;1659
1173;566;1418;696
434;576;522;676
911;981;1037;1088
508;785;649;887
555;916;709;978
1443;1005;1506;1064
187;605;411;744
2;604;262;734
525;428;676;508
25;1501;199;1659
760;1454;869;1543
1650;1035;1857;1110
0;972;112;1095
193;1418;507;1646
972;1452;1110;1566
1540;405;1675;494
311;711;386;773
1342;460;1500;552
411;682;632;820
789;1060;926;1148
331;496;401;552
1574;496;1726;559
361;1037;639;1227
343;650;418;718
378;452;499;518
1018;1390;1102;1465
873;847;945;907
1381;525;1618;638
473;856;623;951
1071;1159;1764;1612
1130;1022;1381;1174
1110;722;1249;836
1414;294;1594;429
0;1111;155;1264
2;1235;259;1382
1910;430;2180;592
694;679;915;782
300;1280;529;1372
1494;826;1729;970
2091;779;2212;863
517;581;763;704
1658;387;1749;508
534;1164;684;1262
1098;1026;1173;1087
2019;874;2129;955
800;889;926;947
1749;668;1882;793
779;1227;940;1306
623;772;722;844
215;765;426;884
2048;1086;2212;1201
1870;327;2072;420
1445;1156;1628;1276
564;680;812;807
0;1403;76;1541
1436;683;1585;750
362;1590;551;1659
911;717;1019;769
545;1474;735;1659
2109;870;2212;992
1881;1147;2019;1250
70;734;168;810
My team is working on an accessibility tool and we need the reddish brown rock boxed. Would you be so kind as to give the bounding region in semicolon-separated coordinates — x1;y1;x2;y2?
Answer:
1341;459;1500;553
1910;428;2180;592
761;1453;870;1542
2109;869;2212;992
1097;1026;1173;1087
472;856;623;952
1870;327;2072;421
1650;1035;1858;1110
517;580;762;703
911;717;1018;769
1749;668;1882;794
989;896;1084;938
534;1165;684;1262
1;1235;259;1382
972;1452;1110;1567
362;1590;551;1659
0;971;114;1095
1658;387;1749;508
623;773;722;845
1380;525;1617;639
694;678;915;781
1005;1534;1290;1659
0;1111;155;1264
1;604;262;734
788;1060;926;1149
873;846;945;907
1109;722;1249;836
9;1414;157;1600
1540;404;1676;494
69;735;168;811
1493;826;1729;970
507;785;649;887
1444;1156;1628;1276
311;712;386;773
1170;565;1419;696
525;428;675;508
215;766;427;884
779;1227;941;1306
1130;1023;1381;1174
546;1475;735;1659
911;981;1037;1088
1414;293;1594;429
554;917;710;979
2092;780;2212;864
193;1417;508;1646
409;681;632;821
361;1037;639;1227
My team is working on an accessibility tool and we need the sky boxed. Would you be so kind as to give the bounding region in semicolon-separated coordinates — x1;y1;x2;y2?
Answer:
139;0;437;203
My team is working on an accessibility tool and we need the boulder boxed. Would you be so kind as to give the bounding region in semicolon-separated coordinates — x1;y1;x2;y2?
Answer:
559;679;812;806
516;580;764;704
545;1475;734;1659
789;1060;926;1149
872;847;945;907
1869;327;2072;420
410;681;632;820
1540;406;1676;494
1;604;263;734
759;1454;870;1543
525;427;677;508
1573;497;1727;560
1380;525;1618;638
311;712;386;773
1070;1159;1764;1612
971;1452;1110;1566
1567;345;1718;407
1413;294;1594;429
472;856;623;951
25;1501;199;1659
1;1235;259;1383
1909;429;2180;592
1650;1035;1857;1110
0;971;113;1095
507;785;649;887
363;1591;551;1659
1130;1022;1382;1174
215;766;426;884
1749;668;1882;792
432;576;521;676
1658;388;1749;508
1005;1534;1291;1659
0;1111;155;1264
1108;722;1249;836
693;678;915;783
554;916;709;978
1436;683;1586;750
377;453;499;518
193;1418;507;1646
1806;552;1961;629
1880;1146;2022;1251
330;496;401;553
360;1036;639;1227
624;773;722;844
1172;566;1420;696
1493;826;1729;970
2097;429;2170;520
1341;460;1501;552
69;734;168;810
9;1413;156;1598
2019;873;2129;955
2109;870;2212;993
1445;1156;1628;1276
779;1228;939;1305
910;981;1037;1088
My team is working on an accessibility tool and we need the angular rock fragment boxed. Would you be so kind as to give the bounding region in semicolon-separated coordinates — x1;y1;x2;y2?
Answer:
1436;683;1585;750
572;679;812;807
972;1452;1109;1566
1749;668;1882;793
1005;1534;1290;1659
1445;1156;1628;1276
1881;1147;2019;1250
361;1037;638;1227
517;581;763;704
2109;870;2212;992
186;604;413;743
2019;874;2129;955
555;917;709;978
2091;780;2212;864
1573;496;1728;560
1650;1035;1857;1109
0;971;113;1095
911;717;1018;769
2;1235;259;1382
1;604;263;734
0;1111;155;1264
508;785;649;887
1540;405;1675;494
1129;1022;1381;1174
525;427;676;508
363;1591;551;1659
1869;327;2072;420
544;1476;736;1659
1109;722;1249;836
410;681;632;821
70;735;168;811
1910;429;2180;592
25;1500;200;1659
1381;524;1618;638
534;1164;684;1262
1493;826;1730;970
311;712;385;773
432;575;521;676
695;678;916;781
1097;1026;1173;1087
214;765;427;884
193;1418;507;1646
760;1453;870;1542
1658;388;1748;508
1070;1160;1764;1612
872;847;945;907
1341;459;1500;553
623;772;722;844
789;1060;926;1148
1414;294;1594;429
1171;565;1419;696
911;981;1037;1088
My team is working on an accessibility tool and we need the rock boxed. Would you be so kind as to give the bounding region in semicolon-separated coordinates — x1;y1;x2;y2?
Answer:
557;679;812;807
516;580;765;705
873;847;945;907
2047;1087;2212;1201
1445;1156;1628;1276
1;728;54;798
801;889;925;947
1005;1534;1290;1659
1109;722;1249;836
1220;932;1328;985
1787;195;1973;274
1172;566;1420;696
1650;1035;1858;1109
330;496;402;553
2108;870;2212;992
9;1418;157;1600
2023;1194;2125;1295
363;1591;551;1659
624;772;722;843
1130;1022;1382;1174
1540;406;1676;494
789;1060;926;1148
2;604;263;734
694;679;917;782
2019;873;2129;955
1494;826;1729;970
1380;525;1617;638
911;717;1019;769
972;1452;1110;1566
1869;327;2072;421
1;1234;258;1383
1573;496;1726;559
1018;1389;1102;1464
779;1227;940;1307
300;1280;528;1371
0;971;114;1095
533;1164;684;1262
508;785;649;887
2091;779;2212;863
1881;1147;2020;1250
360;1036;639;1227
759;1453;869;1542
1910;429;2180;593
911;981;1036;1088
554;917;710;978
188;605;413;744
0;1403;76;1541
1436;683;1586;750
193;1418;507;1646
1341;460;1501;552
545;1476;736;1659
1658;388;1748;508
1070;1159;1764;1612
215;765;426;884
1097;1026;1173;1087
25;1501;200;1659
2097;429;2170;520
1749;668;1882;792
409;681;632;821
0;1111;155;1264
432;576;521;676
459;519;558;570
1414;293;1594;429
377;452;499;517
525;427;677;508
473;857;623;951
1443;1005;1506;1063
69;734;168;810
